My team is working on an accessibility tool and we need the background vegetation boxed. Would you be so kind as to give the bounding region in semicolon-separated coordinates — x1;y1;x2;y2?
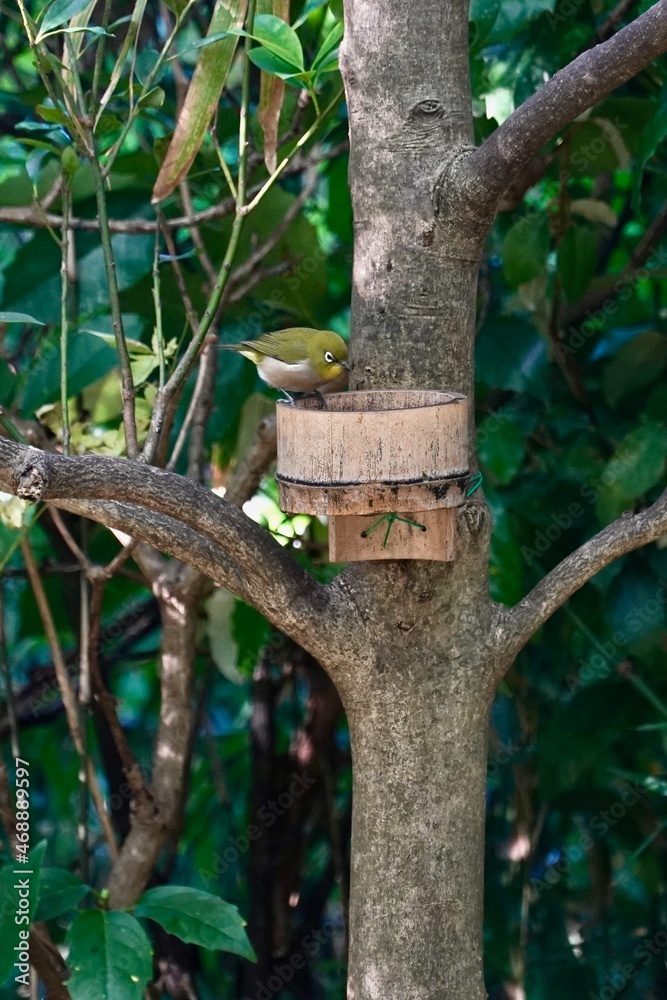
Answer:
1;0;667;997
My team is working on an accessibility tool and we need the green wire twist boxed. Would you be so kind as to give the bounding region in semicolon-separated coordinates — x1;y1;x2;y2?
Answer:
466;471;483;497
361;512;427;548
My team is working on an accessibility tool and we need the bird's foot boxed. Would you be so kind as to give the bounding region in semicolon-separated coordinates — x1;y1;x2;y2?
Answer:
300;390;327;409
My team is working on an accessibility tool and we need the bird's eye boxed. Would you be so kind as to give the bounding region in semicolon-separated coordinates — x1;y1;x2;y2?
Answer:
324;351;335;364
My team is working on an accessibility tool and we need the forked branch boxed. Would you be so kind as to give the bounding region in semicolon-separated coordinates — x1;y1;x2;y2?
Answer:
460;0;667;211
0;439;337;660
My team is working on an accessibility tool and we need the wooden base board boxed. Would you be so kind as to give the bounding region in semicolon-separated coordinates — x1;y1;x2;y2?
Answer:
328;508;457;562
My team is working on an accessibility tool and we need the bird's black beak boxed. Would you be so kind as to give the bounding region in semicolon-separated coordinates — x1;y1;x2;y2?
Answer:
341;361;351;371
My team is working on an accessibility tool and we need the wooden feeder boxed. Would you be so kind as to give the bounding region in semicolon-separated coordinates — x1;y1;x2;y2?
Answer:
275;390;470;562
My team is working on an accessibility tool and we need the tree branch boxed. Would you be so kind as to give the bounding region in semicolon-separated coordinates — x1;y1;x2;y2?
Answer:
20;539;119;860
106;563;202;908
460;1;667;211
497;488;667;665
0;440;337;659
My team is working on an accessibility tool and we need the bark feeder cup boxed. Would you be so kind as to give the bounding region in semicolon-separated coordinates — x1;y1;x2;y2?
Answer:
275;389;470;562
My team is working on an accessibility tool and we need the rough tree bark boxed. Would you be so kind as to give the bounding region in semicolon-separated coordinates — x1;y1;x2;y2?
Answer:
333;1;667;996
2;1;667;998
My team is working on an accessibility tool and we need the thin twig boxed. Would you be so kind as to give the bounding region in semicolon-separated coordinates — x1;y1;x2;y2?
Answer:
60;178;72;455
226;261;292;304
49;508;94;573
89;154;139;457
166;334;218;475
152;233;167;390
0;142;349;234
140;0;259;461
186;334;218;482
226;170;318;291
589;0;640;46
100;0;195;172
240;90;343;216
224;414;277;507
87;578;153;809
20;539;119;860
78;529;91;881
179;179;218;287
15;0;91;154
156;214;200;336
90;0;113;109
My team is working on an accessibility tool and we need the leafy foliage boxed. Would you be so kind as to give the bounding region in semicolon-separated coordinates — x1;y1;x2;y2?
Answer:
0;0;667;998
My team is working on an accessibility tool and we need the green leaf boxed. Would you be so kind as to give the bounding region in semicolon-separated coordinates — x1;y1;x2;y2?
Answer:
502;215;550;287
66;911;152;1000
251;14;304;69
28;840;47;902
595;421;667;524
602;331;667;407
134;49;163;87
39;0;92;35
248;47;308;79
97;114;123;135
61;145;79;177
51;24;110;37
84;329;152;354
135;886;256;960
312;20;343;72
20;330;119;414
0;312;45;325
36;869;90;921
130;355;159;386
137;86;165;110
477;317;549;394
557;225;597;304
178;30;234;54
487;500;525;605
36;103;71;128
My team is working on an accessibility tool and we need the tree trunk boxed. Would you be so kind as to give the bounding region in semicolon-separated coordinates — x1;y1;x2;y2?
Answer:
345;670;491;999
328;556;500;998
341;0;488;400
338;0;499;994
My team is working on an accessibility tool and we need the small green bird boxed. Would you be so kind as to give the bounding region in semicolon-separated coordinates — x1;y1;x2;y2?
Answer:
221;328;350;398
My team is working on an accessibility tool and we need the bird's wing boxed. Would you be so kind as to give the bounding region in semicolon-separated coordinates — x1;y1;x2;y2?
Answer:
247;331;309;363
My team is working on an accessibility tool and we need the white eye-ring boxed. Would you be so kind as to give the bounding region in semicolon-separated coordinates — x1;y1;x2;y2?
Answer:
324;351;335;363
